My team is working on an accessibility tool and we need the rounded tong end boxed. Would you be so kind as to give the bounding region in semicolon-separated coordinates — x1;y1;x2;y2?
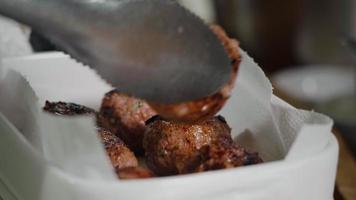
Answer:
97;0;232;103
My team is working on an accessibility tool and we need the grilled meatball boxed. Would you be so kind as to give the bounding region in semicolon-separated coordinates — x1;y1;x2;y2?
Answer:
143;115;232;176
116;167;155;179
98;90;156;154
98;128;138;170
148;25;241;122
43;101;95;115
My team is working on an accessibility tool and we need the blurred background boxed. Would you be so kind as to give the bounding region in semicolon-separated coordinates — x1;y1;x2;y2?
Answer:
0;0;355;199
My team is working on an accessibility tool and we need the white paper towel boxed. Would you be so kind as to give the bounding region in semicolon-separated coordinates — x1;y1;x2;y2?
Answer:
0;50;338;200
0;16;32;58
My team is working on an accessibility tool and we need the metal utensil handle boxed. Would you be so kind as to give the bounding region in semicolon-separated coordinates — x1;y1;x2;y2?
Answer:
0;0;64;29
0;0;104;36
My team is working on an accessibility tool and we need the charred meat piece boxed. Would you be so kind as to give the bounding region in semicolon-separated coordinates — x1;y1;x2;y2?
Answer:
43;101;95;115
98;128;138;170
98;90;156;154
116;167;155;179
143;115;233;176
144;115;262;175
190;139;263;173
148;25;241;122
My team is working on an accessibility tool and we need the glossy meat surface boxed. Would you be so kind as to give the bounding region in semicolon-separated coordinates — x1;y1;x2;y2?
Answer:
144;115;262;175
98;90;157;154
143;115;232;175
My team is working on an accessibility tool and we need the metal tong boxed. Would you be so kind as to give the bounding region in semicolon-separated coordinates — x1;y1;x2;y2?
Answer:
0;0;231;103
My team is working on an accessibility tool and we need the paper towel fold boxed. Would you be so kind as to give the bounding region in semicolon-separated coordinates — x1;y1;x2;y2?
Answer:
0;67;115;180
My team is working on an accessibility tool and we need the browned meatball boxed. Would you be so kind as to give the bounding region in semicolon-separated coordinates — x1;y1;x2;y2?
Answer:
143;115;233;176
148;25;241;122
116;167;155;179
98;90;157;154
43;101;95;115
98;128;138;170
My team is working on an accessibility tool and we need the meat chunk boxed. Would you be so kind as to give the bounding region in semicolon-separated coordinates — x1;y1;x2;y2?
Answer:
143;115;262;175
116;167;155;179
98;128;138;170
143;115;233;175
43;101;95;115
190;138;263;172
148;25;241;122
98;90;156;154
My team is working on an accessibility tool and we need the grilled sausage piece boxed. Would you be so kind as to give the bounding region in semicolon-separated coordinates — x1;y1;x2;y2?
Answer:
143;115;233;176
98;90;156;154
143;115;262;175
98;128;138;170
148;25;241;122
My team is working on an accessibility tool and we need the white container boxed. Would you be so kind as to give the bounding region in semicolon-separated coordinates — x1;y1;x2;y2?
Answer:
0;51;338;200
